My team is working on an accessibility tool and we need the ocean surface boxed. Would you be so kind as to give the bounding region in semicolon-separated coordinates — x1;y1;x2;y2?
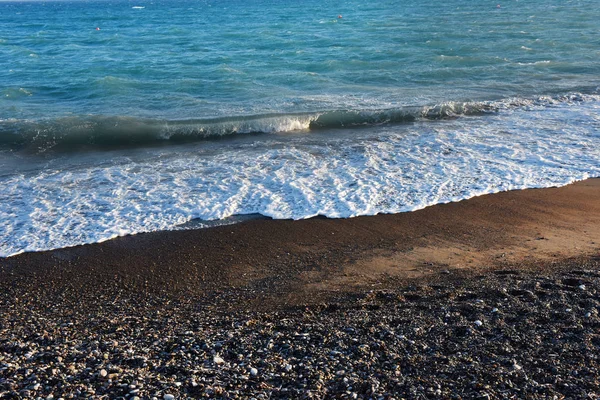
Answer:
1;0;599;257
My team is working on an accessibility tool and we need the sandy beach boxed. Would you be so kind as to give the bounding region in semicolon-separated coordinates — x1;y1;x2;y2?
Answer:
1;179;600;398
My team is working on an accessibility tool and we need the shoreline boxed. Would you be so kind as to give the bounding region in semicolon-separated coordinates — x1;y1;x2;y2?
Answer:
2;179;600;398
2;178;600;309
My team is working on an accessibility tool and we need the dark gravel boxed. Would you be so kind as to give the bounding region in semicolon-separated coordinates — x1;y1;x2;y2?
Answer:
2;257;600;399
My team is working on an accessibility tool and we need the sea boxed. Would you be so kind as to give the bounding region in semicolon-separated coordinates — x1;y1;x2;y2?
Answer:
1;0;599;257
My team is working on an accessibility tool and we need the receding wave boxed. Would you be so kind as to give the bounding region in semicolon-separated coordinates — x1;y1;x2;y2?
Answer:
1;93;597;152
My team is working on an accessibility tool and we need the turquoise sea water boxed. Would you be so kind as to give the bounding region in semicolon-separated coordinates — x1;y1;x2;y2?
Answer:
1;0;599;256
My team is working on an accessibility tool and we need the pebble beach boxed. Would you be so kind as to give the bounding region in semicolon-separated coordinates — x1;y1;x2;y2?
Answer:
2;179;600;399
2;260;600;399
3;0;600;397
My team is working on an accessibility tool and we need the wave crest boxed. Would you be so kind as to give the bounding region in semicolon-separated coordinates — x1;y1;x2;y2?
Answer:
1;93;597;152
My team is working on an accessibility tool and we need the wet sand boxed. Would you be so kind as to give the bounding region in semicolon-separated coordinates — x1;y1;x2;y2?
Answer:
1;179;600;398
2;178;600;309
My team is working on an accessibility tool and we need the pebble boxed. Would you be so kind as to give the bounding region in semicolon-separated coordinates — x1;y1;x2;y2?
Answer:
513;361;523;371
2;260;600;399
213;356;225;364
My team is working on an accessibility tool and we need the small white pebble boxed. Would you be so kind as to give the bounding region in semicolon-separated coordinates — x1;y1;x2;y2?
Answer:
513;363;522;371
163;394;175;400
585;312;592;318
474;320;483;327
566;308;572;312
99;369;108;378
579;284;586;290
284;364;292;372
491;308;499;313
250;367;258;376
213;356;225;364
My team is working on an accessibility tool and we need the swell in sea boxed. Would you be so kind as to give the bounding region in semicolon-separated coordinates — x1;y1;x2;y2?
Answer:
1;92;597;153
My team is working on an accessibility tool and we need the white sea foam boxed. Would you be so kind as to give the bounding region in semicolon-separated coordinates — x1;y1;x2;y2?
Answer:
517;60;552;66
159;114;314;139
1;97;599;257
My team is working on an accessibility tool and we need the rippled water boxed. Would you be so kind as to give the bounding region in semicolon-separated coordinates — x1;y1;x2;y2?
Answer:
1;0;599;256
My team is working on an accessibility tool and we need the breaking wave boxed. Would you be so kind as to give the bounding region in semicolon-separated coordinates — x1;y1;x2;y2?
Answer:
1;93;598;152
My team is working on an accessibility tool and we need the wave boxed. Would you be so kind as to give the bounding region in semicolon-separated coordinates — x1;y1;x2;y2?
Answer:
1;93;597;153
